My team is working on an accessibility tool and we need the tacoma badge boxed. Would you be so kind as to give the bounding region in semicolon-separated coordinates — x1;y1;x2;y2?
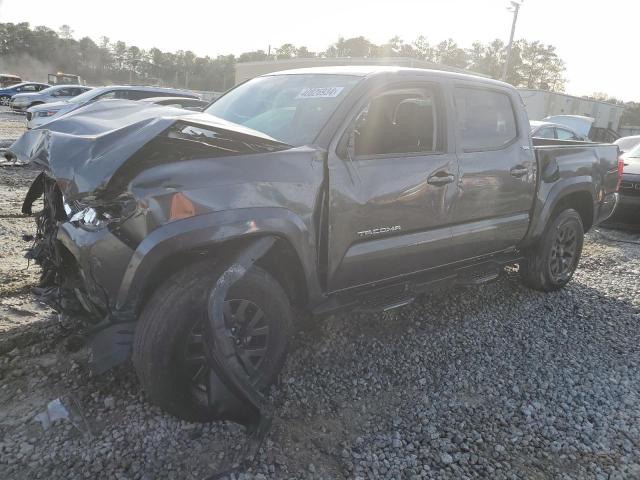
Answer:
357;225;401;238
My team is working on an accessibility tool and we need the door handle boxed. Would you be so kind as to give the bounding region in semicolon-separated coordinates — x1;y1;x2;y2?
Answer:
510;165;528;178
427;171;455;186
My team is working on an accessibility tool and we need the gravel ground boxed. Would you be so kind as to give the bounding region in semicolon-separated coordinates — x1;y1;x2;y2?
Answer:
1;113;639;479
0;106;27;147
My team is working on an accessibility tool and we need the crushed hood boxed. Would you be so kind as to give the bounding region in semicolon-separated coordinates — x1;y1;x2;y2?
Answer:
7;100;291;200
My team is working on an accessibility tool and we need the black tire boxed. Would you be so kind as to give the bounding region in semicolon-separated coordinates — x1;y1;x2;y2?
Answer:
0;96;10;106
520;208;584;292
132;261;293;422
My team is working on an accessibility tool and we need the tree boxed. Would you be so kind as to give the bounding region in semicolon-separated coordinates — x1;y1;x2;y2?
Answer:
516;40;565;91
433;39;468;68
58;24;73;40
326;36;375;57
467;39;505;79
296;46;315;58
0;22;575;96
238;50;269;62
275;43;297;59
412;36;434;61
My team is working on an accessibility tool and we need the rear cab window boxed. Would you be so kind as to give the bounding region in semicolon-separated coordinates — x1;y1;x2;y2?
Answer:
454;87;518;151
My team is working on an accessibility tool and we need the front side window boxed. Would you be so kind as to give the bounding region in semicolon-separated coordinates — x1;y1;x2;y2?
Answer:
454;87;517;151
351;87;440;157
206;74;362;146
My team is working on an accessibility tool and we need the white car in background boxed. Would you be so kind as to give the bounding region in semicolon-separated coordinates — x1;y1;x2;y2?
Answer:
614;135;640;155
26;85;199;129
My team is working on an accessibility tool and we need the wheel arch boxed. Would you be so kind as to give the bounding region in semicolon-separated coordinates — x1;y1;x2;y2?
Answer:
521;177;595;247
115;208;320;315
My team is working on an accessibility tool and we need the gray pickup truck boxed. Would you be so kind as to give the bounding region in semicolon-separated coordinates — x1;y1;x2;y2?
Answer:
19;67;620;425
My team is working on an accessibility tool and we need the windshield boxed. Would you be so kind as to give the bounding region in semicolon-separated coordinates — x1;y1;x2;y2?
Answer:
205;74;362;146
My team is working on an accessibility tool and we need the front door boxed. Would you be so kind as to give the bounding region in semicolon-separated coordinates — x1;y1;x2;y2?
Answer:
326;82;458;292
450;85;536;259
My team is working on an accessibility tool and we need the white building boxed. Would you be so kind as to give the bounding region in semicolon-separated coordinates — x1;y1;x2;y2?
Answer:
518;89;624;131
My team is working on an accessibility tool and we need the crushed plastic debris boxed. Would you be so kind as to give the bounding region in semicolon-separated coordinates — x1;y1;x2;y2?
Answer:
33;396;93;437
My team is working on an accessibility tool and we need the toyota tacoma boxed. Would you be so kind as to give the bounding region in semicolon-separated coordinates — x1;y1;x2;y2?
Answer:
14;67;621;426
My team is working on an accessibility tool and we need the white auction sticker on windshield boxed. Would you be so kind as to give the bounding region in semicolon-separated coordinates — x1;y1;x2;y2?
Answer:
296;86;344;99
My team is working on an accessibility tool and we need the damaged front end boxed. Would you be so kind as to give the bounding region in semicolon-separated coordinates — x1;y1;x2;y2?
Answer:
17;106;300;461
22;171;138;371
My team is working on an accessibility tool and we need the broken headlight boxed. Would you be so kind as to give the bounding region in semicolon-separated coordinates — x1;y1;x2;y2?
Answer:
66;198;136;232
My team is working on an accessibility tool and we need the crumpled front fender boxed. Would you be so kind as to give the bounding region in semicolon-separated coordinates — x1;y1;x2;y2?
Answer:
115;207;321;311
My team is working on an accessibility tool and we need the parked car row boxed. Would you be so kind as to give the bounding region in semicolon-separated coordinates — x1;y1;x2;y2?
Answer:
0;81;51;105
24;85;201;128
10;85;93;112
0;82;205;128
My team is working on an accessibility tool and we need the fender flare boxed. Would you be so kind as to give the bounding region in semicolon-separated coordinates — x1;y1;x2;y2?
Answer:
115;207;321;310
522;176;595;245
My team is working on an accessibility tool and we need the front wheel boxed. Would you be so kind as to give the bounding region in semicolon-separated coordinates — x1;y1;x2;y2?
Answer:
520;208;584;292
132;262;293;422
0;96;10;106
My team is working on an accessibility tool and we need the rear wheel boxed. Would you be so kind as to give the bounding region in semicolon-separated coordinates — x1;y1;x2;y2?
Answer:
133;262;293;422
520;208;584;292
0;96;10;106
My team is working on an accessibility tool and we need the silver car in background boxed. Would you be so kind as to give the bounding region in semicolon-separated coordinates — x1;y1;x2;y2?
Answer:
10;85;92;113
530;120;587;140
26;85;200;129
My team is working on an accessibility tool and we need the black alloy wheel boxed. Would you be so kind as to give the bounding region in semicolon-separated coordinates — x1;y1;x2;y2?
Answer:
182;298;270;396
548;222;579;283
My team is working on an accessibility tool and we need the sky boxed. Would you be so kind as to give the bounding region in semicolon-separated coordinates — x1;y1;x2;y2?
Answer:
3;0;639;101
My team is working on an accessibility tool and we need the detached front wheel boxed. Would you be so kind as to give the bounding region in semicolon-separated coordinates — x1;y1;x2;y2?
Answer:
520;208;584;292
133;262;293;422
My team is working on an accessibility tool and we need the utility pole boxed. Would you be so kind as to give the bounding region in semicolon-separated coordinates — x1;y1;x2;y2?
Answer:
502;0;523;82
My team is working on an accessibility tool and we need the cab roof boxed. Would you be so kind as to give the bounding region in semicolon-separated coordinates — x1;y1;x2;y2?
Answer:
263;65;513;89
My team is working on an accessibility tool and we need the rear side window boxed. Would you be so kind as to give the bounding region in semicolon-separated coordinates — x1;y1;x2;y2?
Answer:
353;87;441;157
535;127;555;139
454;87;517;151
556;128;578;140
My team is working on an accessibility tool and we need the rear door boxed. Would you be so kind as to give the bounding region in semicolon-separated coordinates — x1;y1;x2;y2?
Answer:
326;79;458;291
450;84;535;259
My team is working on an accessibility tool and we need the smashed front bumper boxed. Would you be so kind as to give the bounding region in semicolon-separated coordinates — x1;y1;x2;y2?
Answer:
22;172;137;373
